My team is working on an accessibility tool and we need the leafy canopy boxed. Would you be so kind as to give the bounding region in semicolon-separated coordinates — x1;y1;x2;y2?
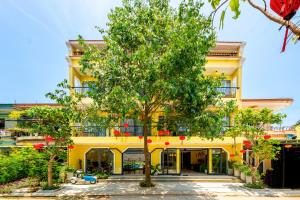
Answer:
79;0;231;138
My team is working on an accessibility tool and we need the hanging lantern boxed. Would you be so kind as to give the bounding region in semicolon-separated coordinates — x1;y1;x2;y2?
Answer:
33;143;44;150
164;130;171;136
123;123;129;128
124;132;131;137
114;130;121;136
243;140;252;149
147;139;152;144
240;149;246;153
165;141;170;146
230;153;235;158
158;130;164;137
138;135;143;140
45;135;54;142
68;145;74;149
270;0;300;52
264;135;271;140
179;135;186;140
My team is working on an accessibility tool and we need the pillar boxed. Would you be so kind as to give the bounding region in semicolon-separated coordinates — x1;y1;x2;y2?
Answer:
208;148;212;174
176;149;181;174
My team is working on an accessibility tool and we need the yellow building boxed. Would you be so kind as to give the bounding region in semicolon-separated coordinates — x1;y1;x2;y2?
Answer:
66;40;293;175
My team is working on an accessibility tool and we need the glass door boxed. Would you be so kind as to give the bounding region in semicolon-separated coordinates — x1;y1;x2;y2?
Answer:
161;149;177;174
211;148;227;174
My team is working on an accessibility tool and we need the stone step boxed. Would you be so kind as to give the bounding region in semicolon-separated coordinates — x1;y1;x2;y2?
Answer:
107;175;242;183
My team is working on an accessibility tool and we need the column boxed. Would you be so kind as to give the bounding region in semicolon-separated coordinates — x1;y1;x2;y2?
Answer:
176;149;181;174
208;148;212;174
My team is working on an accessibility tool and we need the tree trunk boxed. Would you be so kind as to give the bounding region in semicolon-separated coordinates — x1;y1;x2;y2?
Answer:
143;107;152;186
48;155;56;187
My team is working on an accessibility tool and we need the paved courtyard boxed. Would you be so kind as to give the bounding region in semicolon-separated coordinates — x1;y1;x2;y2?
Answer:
2;182;300;199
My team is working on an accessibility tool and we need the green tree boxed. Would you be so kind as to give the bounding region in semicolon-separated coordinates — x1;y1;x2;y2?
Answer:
11;106;74;187
78;0;232;186
227;108;285;185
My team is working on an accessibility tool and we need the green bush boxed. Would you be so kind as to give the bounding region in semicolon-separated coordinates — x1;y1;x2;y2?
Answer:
0;148;65;184
244;183;264;189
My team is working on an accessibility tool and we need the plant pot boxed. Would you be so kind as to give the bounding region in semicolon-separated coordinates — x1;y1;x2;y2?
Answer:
227;168;234;176
246;176;252;184
234;168;240;177
66;172;74;181
240;172;246;181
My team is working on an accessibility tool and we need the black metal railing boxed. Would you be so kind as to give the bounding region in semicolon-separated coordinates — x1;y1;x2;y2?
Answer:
73;126;106;137
216;87;239;98
266;126;296;131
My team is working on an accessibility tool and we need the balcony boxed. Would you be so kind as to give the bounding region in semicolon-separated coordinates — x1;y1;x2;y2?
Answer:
216;87;239;98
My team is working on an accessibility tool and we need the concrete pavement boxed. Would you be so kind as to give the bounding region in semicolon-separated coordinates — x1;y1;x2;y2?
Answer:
1;182;300;199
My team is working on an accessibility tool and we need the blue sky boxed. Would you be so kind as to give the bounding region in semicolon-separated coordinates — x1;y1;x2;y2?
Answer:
0;0;299;125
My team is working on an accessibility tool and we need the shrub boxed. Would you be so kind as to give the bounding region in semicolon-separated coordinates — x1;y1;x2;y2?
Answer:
244;183;264;189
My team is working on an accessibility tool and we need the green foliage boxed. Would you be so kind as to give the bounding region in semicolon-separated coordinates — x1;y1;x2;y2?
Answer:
77;0;231;139
244;182;264;189
0;148;61;184
229;108;285;184
151;164;161;175
40;181;60;190
94;172;110;179
229;0;240;19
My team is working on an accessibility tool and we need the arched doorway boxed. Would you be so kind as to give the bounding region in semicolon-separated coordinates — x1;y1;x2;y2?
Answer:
85;148;113;174
123;148;146;175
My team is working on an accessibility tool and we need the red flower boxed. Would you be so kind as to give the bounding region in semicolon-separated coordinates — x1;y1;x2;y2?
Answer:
114;130;121;136
179;135;186;141
33;143;44;150
124;132;131;137
45;135;54;142
123;123;129;128
158;130;164;136
264;135;271;140
243;140;251;145
230;153;235;157
240;150;246;153
165;141;170;146
68;145;74;149
164;130;170;136
138;136;143;139
147;139;152;144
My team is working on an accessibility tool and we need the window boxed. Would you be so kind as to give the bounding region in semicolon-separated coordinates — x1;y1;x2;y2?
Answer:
120;119;151;136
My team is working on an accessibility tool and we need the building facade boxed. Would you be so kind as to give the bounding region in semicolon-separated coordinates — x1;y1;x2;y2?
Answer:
66;40;294;176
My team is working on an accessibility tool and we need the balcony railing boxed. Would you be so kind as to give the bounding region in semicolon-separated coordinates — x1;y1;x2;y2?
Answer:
216;87;239;98
71;86;91;94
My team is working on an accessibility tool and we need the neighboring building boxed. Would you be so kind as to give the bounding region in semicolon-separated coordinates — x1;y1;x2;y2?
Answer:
0;103;59;148
66;40;295;177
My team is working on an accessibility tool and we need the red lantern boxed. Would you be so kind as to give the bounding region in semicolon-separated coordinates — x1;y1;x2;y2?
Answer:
264;135;271;140
68;145;74;149
270;0;300;52
165;141;170;146
114;130;121;136
45;135;54;142
138;136;143;140
147;139;152;144
230;153;235;157
124;132;131;137
158;130;164;137
179;135;186;141
164;130;170;136
123;123;129;128
33;143;44;150
240;149;246;153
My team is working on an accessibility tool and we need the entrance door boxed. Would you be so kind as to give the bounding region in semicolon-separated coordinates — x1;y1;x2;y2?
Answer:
181;149;208;175
211;148;227;174
161;149;177;174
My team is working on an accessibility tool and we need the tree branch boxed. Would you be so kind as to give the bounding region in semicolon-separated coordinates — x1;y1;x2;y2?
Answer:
247;0;300;36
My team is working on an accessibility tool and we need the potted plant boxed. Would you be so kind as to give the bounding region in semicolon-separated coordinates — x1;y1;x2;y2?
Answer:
240;165;248;181
233;162;241;177
227;160;234;175
151;164;161;176
245;167;252;184
65;166;76;181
